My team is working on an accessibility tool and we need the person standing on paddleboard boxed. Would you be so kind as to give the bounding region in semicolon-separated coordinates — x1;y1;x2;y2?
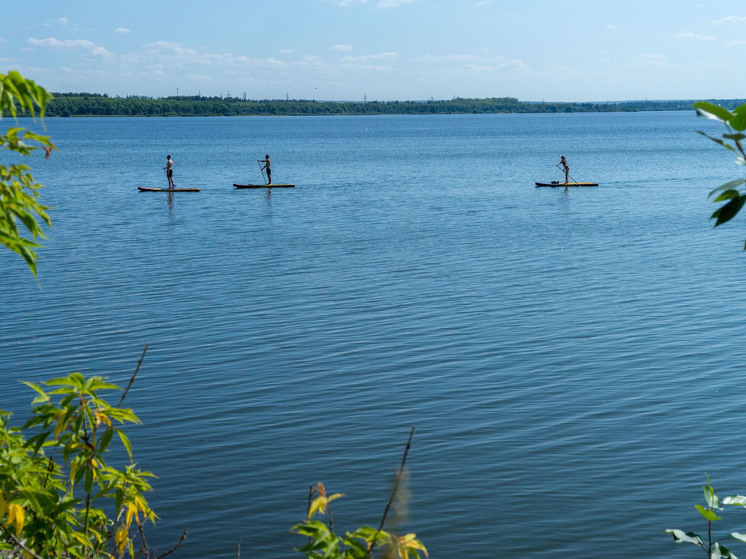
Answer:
557;154;569;190
164;154;174;189
258;154;271;185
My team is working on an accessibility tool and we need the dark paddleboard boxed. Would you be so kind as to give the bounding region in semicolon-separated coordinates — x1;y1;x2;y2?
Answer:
138;187;200;192
535;182;598;187
233;183;295;189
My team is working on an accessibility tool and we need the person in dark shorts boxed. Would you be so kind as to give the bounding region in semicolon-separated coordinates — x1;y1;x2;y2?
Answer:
258;154;271;185
164;154;174;188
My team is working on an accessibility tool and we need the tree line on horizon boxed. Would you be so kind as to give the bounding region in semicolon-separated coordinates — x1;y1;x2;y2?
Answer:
33;92;746;117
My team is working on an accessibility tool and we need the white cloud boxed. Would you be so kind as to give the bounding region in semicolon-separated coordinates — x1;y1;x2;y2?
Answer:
320;0;414;6
377;0;415;7
726;39;746;45
28;37;95;49
605;24;621;30
114;28;132;34
674;32;715;41
713;15;746;24
466;59;525;73
91;46;114;58
126;42;289;73
341;52;397;62
330;44;353;51
27;37;114;59
45;17;69;27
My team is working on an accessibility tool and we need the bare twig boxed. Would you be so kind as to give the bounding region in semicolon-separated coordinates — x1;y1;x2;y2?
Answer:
368;426;416;553
119;343;148;408
1;529;46;559
154;529;188;559
137;519;150;557
307;484;314;545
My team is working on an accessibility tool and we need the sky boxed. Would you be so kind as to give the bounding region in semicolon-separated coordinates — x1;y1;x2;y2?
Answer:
3;0;746;102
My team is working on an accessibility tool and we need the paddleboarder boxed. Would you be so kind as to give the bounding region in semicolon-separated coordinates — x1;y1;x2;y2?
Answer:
163;154;174;189
557;154;569;189
258;154;271;185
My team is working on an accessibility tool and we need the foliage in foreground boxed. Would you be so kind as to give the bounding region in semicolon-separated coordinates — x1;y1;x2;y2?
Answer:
0;361;184;558
694;101;746;247
0;70;56;275
292;429;427;559
666;477;746;558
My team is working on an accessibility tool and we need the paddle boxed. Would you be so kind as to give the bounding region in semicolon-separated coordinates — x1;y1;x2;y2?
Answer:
555;161;578;184
257;160;267;185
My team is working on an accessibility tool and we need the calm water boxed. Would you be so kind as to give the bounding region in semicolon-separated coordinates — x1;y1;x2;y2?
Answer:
3;112;746;558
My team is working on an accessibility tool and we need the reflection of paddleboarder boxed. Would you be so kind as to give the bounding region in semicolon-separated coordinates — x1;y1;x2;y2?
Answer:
557;154;569;190
258;154;271;185
163;154;174;188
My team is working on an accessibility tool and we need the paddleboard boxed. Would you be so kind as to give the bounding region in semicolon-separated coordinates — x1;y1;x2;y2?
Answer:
535;182;598;187
138;187;200;192
233;183;295;189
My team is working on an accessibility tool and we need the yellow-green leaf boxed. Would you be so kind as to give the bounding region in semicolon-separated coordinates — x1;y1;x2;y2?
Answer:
6;503;25;535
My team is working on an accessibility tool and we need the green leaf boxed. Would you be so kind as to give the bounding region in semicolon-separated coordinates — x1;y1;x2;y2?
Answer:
714;542;736;559
98;428;114;453
665;529;704;546
713;190;741;202
84;468;94;494
723;495;746;506
696;504;721;521
710;179;746;198
704;477;719;508
730;104;746;131
116;428;133;461
712;196;746;226
21;381;51;404
731;532;746;543
696;130;734;150
694;102;734;123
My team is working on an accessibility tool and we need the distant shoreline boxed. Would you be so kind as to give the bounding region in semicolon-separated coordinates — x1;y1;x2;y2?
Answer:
36;93;746;118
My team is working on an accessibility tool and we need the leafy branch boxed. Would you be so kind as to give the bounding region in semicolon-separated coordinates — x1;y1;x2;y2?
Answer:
694;101;746;246
292;426;427;559
666;477;746;558
0;70;57;276
0;347;186;558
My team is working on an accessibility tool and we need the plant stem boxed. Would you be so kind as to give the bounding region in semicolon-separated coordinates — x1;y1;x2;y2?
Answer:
369;426;415;553
154;529;188;559
119;343;148;408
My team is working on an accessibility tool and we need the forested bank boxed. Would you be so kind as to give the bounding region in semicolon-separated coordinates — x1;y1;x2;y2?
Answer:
38;93;746;117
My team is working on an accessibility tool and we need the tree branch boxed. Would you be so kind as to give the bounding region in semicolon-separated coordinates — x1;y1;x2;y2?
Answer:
119;343;148;408
1;528;46;559
368;425;416;553
154;529;188;559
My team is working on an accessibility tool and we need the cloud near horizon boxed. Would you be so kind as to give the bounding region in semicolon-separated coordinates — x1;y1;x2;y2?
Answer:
713;15;746;24
321;0;416;7
27;37;114;58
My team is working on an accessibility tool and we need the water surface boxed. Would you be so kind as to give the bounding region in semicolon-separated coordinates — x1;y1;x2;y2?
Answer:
2;112;745;558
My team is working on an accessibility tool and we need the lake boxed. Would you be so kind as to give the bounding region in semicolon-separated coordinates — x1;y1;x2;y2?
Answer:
2;111;746;558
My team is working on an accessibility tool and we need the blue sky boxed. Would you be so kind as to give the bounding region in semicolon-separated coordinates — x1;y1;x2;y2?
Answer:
4;0;746;102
